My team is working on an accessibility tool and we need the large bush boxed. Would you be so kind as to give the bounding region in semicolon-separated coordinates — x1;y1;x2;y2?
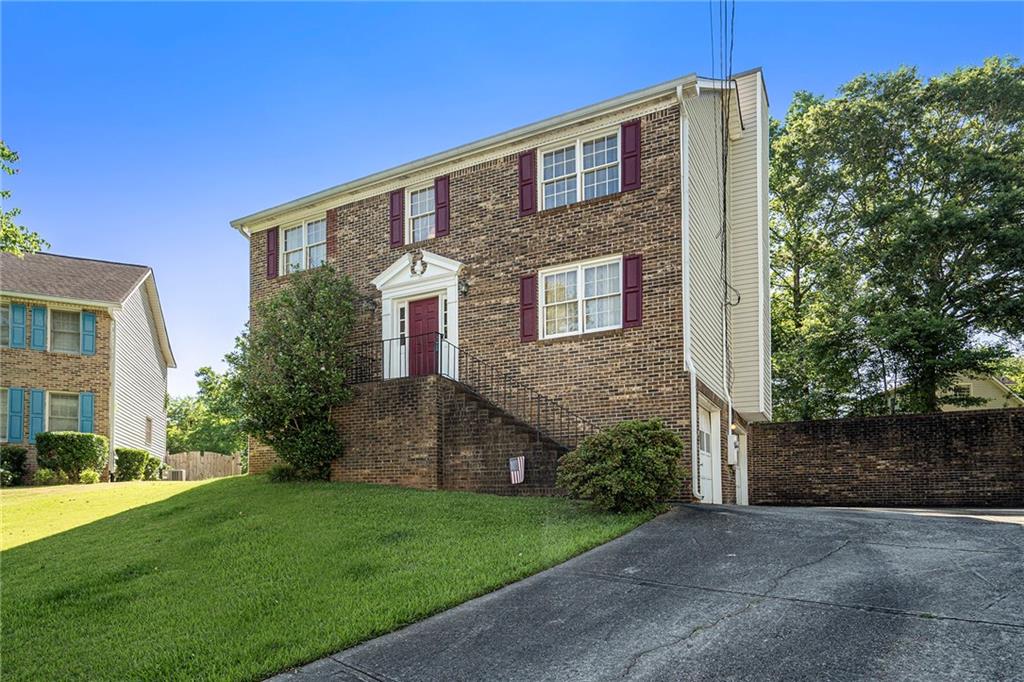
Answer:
143;454;162;480
35;432;109;483
115;448;149;481
226;264;358;480
557;420;686;512
1;444;29;486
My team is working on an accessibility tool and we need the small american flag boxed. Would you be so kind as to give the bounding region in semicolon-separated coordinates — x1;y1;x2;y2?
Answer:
509;456;525;485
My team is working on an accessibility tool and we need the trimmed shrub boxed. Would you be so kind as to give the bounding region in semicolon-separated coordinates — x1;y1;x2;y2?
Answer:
79;468;101;485
266;463;298;483
36;432;109;483
0;468;13;487
114;448;149;481
34;468;68;486
143;455;162;481
0;445;29;486
556;420;686;512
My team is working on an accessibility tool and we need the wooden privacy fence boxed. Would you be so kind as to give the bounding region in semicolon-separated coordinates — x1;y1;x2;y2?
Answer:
165;451;242;480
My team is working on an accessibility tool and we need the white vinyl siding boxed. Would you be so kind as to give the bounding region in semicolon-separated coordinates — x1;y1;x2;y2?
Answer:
48;392;79;432
728;71;771;420
687;93;727;401
112;283;168;460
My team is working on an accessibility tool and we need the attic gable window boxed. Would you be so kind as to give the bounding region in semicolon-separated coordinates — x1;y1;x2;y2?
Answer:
282;218;327;274
540;130;620;210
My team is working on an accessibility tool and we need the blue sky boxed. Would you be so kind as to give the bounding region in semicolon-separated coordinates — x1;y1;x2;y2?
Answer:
3;2;1021;396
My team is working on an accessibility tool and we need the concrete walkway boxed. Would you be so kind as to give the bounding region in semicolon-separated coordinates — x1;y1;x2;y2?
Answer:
271;505;1024;681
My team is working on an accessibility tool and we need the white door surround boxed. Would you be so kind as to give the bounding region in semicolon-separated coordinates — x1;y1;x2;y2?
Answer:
735;427;749;505
372;250;464;379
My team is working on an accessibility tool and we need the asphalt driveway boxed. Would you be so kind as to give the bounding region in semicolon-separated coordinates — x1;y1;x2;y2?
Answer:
272;505;1024;681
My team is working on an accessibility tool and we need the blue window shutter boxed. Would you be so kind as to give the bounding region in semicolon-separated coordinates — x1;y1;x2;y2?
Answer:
28;390;45;443
30;306;47;350
7;388;24;443
79;392;94;433
81;312;97;355
10;304;26;348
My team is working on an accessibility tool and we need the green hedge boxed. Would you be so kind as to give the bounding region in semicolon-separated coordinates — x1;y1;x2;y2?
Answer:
556;420;686;512
143;454;162;480
114;448;149;481
1;445;29;486
35;432;109;483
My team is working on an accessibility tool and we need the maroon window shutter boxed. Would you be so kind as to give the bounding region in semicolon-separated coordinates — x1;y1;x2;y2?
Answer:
622;254;643;328
434;175;450;237
389;189;404;247
518;150;537;216
266;228;279;279
520;274;538;342
621;119;641;191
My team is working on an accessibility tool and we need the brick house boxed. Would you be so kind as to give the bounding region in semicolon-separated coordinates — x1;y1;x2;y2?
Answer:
231;69;770;504
0;252;175;475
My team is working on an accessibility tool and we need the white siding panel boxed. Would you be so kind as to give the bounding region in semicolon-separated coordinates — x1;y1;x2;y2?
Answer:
688;93;726;400
728;71;771;421
113;281;168;459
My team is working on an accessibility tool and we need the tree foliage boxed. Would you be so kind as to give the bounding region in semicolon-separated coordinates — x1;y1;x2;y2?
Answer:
166;367;246;455
1;141;47;256
770;58;1024;418
225;264;358;478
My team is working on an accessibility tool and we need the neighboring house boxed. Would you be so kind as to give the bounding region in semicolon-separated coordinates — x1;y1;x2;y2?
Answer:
941;375;1024;412
0;252;175;475
231;69;770;504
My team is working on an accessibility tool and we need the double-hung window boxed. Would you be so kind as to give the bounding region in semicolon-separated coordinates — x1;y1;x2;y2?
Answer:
407;186;436;243
540;130;620;210
540;258;622;338
282;218;327;274
51;310;81;353
48;392;79;432
0;388;8;441
0;303;8;347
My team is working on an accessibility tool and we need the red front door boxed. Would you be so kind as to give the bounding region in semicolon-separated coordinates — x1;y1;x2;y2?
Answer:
408;297;439;376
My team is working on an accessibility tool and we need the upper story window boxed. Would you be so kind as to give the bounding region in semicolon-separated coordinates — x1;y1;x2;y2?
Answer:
51;310;82;353
540;257;622;338
407;186;436;243
48;392;79;432
540;130;620;210
0;303;8;348
282;218;327;274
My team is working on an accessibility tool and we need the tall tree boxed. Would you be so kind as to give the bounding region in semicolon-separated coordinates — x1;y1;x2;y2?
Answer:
1;141;47;255
771;58;1024;416
166;368;246;455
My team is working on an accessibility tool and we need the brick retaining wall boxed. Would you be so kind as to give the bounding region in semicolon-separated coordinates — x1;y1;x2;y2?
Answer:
749;408;1024;507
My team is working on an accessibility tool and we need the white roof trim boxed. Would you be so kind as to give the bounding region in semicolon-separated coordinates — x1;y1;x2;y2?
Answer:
123;271;176;369
0;291;120;311
231;72;705;234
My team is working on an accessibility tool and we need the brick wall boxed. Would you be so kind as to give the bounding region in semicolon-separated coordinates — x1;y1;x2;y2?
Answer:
248;375;561;495
749;408;1024;507
0;298;113;475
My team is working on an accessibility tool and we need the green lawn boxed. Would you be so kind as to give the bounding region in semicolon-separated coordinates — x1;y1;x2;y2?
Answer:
1;476;651;681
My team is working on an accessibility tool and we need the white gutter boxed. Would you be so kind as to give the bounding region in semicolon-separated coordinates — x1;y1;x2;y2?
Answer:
0;291;119;312
231;73;701;233
678;84;702;501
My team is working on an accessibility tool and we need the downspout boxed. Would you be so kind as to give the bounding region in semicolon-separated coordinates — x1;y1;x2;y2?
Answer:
722;95;735;497
678;84;701;501
108;309;118;474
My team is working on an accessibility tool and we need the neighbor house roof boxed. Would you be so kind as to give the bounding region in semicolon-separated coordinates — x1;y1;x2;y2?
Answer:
0;251;176;367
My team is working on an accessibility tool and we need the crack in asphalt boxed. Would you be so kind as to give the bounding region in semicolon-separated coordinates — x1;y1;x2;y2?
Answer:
568;569;1024;632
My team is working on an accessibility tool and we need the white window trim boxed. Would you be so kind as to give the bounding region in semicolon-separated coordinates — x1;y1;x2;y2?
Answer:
405;182;436;244
537;127;622;211
49;308;83;355
279;217;328;275
46;391;80;433
538;255;623;340
0;303;9;348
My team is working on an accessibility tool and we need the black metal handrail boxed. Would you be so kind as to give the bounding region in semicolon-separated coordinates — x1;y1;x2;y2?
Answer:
346;332;598;451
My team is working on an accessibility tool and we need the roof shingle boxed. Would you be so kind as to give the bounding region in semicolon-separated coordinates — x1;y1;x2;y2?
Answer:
0;252;150;304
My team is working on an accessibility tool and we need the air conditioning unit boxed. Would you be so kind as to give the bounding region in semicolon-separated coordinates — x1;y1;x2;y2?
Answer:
167;469;187;481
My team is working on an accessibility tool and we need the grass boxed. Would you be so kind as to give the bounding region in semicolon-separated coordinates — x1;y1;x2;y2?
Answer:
1;476;651;681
